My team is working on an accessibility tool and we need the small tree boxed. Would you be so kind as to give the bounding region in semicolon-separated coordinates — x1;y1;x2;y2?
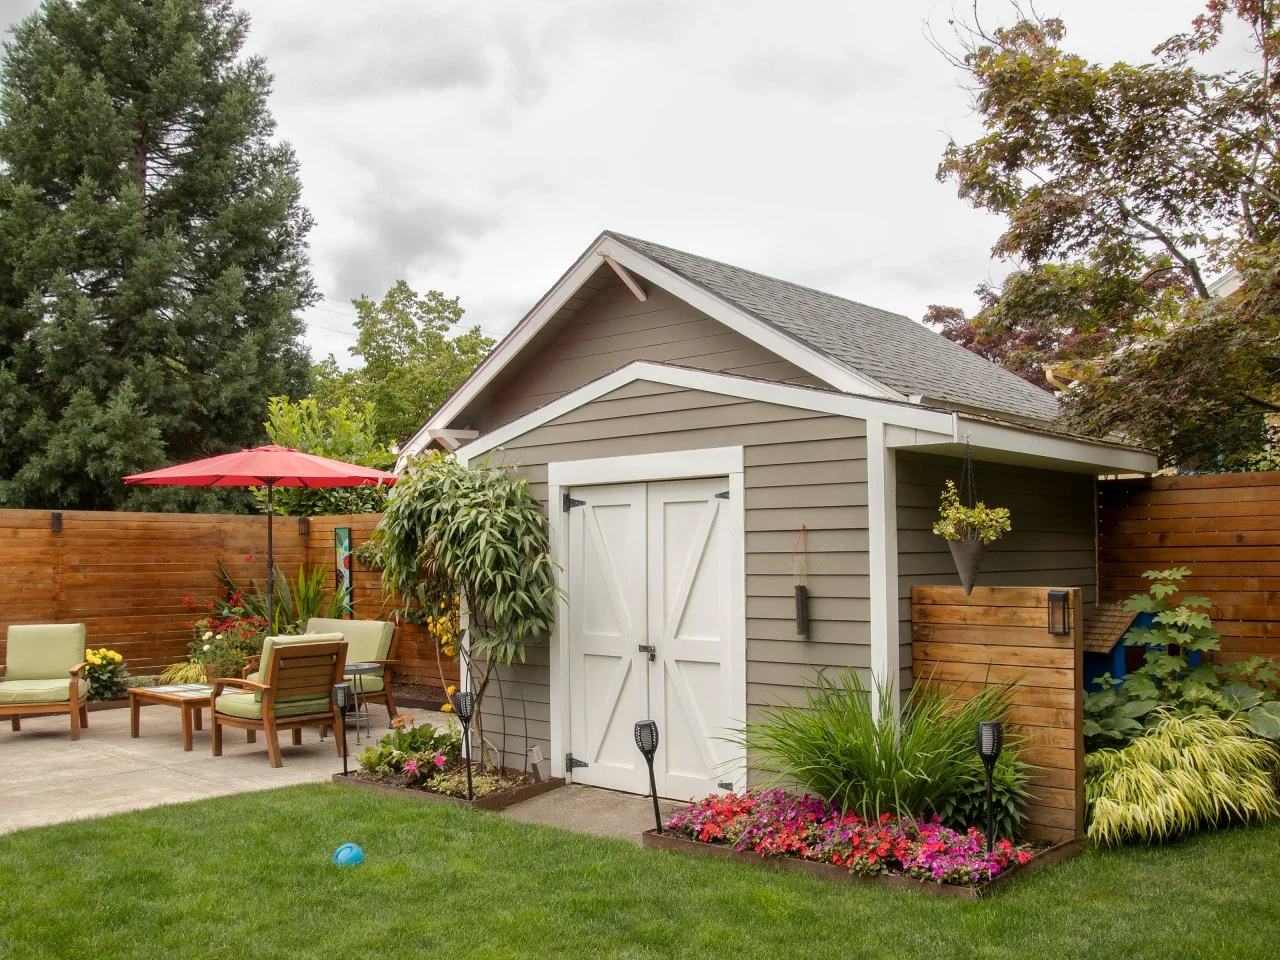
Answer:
369;452;559;764
257;396;394;516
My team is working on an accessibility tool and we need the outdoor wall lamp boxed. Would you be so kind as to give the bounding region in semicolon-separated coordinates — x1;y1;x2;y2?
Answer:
1047;589;1070;636
634;720;662;834
452;690;476;801
975;720;1004;853
333;682;354;775
297;516;309;536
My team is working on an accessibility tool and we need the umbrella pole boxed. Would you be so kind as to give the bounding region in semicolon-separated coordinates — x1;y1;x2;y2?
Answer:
266;482;274;633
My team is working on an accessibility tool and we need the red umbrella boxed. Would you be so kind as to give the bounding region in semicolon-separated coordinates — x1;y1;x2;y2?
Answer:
125;445;397;628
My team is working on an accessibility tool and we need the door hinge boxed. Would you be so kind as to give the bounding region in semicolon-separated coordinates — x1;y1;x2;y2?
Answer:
637;643;656;662
715;490;730;500
563;492;586;512
565;753;588;770
718;781;735;791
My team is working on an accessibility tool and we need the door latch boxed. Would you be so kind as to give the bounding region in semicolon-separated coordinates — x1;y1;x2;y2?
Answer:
637;643;656;662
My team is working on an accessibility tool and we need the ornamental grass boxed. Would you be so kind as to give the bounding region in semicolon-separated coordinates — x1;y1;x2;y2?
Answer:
1086;712;1280;845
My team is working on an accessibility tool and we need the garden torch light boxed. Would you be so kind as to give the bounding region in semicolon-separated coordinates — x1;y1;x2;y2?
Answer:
452;690;476;802
334;682;353;776
975;720;1004;853
634;720;662;834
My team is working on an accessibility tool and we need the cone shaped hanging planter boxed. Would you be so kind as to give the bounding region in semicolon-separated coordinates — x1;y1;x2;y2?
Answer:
948;539;986;595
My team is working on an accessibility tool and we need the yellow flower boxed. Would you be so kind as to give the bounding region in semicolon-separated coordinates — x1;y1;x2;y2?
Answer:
446;684;457;696
439;702;453;713
110;652;122;663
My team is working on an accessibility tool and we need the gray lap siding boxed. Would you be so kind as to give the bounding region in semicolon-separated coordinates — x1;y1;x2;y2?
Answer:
473;380;870;771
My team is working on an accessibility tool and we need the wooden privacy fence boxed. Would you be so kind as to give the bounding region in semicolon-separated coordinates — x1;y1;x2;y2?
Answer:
912;585;1085;844
0;509;457;690
1098;471;1280;663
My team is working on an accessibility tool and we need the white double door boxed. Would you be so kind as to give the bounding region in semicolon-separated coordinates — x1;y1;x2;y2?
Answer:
567;477;741;799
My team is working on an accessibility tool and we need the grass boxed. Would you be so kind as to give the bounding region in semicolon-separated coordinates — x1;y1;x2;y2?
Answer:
2;784;1278;959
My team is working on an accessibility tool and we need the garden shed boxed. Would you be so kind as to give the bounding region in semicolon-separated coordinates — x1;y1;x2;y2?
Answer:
404;231;1157;798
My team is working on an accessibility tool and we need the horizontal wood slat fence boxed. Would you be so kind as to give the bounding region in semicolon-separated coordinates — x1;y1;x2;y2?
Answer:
1098;471;1280;662
912;585;1085;844
0;509;457;692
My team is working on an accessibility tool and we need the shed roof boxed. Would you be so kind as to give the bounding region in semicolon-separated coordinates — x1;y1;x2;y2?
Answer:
608;233;1062;425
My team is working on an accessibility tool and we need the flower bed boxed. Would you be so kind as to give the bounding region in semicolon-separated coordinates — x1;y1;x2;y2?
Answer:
652;789;1077;897
333;770;563;811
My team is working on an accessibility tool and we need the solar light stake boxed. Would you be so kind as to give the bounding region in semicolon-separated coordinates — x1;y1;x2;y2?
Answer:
452;690;476;802
975;720;1004;853
634;720;662;834
334;683;353;775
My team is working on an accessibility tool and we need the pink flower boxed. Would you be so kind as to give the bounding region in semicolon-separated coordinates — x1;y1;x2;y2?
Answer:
402;760;418;774
432;753;446;768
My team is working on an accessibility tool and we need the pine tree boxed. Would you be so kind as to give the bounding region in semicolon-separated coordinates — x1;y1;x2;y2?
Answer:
0;0;316;510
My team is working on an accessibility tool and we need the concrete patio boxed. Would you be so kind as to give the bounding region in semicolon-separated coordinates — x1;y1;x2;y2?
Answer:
0;702;445;835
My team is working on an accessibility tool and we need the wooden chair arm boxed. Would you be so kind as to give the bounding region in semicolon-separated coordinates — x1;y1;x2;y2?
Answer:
241;655;262;678
352;659;398;667
213;677;267;697
70;662;89;678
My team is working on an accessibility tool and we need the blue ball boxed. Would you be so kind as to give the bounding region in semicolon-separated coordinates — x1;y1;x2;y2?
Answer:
332;843;364;867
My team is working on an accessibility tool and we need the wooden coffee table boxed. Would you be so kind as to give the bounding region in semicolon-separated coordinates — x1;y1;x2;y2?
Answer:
128;684;215;751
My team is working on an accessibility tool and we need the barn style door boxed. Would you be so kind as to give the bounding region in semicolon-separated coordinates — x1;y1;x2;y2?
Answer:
566;477;739;798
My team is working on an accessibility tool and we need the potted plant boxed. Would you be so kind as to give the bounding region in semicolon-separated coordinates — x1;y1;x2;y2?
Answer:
932;479;1011;594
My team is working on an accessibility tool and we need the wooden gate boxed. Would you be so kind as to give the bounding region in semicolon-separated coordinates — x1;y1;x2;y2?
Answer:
911;585;1084;843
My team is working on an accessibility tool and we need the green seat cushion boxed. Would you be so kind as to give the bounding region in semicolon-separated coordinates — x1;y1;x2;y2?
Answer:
343;674;383;693
0;678;89;704
214;692;332;720
307;618;393;679
5;624;86;681
245;671;261;684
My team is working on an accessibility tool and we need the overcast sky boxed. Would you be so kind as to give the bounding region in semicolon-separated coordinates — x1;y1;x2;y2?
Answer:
0;1;1242;367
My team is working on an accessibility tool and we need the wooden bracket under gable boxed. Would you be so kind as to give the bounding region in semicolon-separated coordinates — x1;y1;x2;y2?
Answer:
602;254;648;302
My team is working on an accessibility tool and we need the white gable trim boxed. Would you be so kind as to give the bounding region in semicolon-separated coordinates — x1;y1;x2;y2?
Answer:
400;233;900;462
453;361;1158;475
454;362;951;464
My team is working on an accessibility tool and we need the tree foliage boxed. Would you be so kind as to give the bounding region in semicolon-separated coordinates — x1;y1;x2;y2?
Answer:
313;280;493;448
256;396;394;516
932;2;1280;468
0;0;316;510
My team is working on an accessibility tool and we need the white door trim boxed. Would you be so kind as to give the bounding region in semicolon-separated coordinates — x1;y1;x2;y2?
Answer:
547;445;747;783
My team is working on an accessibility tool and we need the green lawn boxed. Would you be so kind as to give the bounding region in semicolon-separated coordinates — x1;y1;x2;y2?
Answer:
1;784;1276;959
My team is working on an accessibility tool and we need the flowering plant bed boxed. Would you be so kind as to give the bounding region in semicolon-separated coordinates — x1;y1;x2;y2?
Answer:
333;770;563;812
650;790;1080;898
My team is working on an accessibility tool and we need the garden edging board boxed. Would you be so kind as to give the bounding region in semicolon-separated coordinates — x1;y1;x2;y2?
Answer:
332;772;564;812
641;830;1084;898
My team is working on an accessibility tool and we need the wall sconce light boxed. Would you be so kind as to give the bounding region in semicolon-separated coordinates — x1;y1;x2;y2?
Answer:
51;511;63;533
297;516;309;536
452;690;476;801
1047;589;1070;636
634;720;662;834
975;720;1004;853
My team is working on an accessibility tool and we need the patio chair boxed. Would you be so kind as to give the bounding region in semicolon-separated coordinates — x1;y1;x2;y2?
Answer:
211;634;347;767
0;624;91;740
304;618;400;720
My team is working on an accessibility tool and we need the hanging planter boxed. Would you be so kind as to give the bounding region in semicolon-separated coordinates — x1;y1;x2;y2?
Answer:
931;446;1011;595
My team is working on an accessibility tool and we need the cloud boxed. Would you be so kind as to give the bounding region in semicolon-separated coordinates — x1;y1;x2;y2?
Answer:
327;189;498;303
729;48;905;101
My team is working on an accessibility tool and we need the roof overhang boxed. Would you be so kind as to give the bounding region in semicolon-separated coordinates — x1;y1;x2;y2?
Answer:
448;361;1158;476
399;232;901;463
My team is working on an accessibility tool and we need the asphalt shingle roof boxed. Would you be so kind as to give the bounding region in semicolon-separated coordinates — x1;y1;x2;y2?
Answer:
609;232;1061;424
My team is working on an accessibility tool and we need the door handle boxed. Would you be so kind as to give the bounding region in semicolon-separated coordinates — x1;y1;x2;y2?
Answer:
637;644;656;662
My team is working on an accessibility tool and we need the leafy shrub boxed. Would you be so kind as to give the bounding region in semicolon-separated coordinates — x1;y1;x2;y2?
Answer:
216;563;350;637
1086;712;1280;845
665;789;1035;886
357;720;462;777
931;479;1011;544
738;670;1025;827
83;648;128;701
1084;567;1280;750
159;661;208;684
936;752;1031;842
